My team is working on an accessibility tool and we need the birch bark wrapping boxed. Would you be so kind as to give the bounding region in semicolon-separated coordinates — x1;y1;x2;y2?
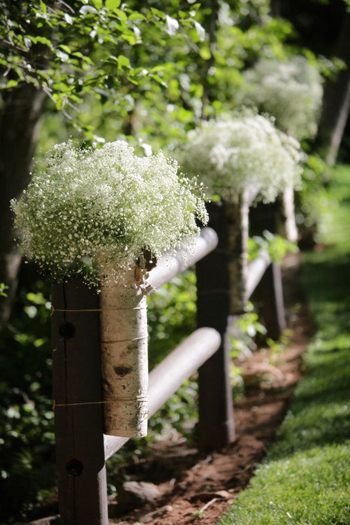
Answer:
282;185;298;242
100;269;148;437
226;195;249;315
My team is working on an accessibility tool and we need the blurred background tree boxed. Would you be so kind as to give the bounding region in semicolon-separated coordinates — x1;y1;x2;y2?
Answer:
271;0;350;163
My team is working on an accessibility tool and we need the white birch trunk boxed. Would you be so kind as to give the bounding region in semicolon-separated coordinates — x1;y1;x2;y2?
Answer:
226;194;249;315
282;185;298;243
274;186;298;243
100;268;148;437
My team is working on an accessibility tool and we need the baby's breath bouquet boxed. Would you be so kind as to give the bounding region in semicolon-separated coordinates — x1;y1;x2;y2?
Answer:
181;112;302;204
11;140;208;286
181;112;302;316
12;140;208;439
238;56;323;140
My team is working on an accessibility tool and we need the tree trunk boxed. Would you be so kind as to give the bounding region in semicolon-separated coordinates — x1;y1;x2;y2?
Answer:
316;13;350;165
270;0;282;17
225;194;249;316
201;0;219;117
100;268;148;438
0;84;46;330
276;186;298;242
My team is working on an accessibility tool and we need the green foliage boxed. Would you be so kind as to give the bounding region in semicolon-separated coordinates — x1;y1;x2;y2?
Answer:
266;331;293;363
19;0;300;152
146;271;199;440
228;302;267;398
229;302;267;360
218;165;350;525
0;0;202;140
248;231;299;264
296;154;334;244
0;281;55;524
0;283;8;297
147;271;197;368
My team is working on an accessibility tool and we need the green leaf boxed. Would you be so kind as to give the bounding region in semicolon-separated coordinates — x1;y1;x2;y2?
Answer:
35;36;52;47
59;44;71;54
6;79;19;88
105;0;121;8
92;0;103;8
152;74;168;88
82;56;93;64
114;8;127;20
122;34;136;45
199;47;211;60
129;12;145;20
118;55;130;69
150;8;166;19
150;65;165;73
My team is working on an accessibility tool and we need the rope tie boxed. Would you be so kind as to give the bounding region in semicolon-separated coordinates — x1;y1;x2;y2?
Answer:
53;397;148;410
51;305;146;316
102;335;148;344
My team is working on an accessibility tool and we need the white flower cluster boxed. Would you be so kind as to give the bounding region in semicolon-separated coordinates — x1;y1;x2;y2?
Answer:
11;141;208;285
238;56;323;140
181;112;303;204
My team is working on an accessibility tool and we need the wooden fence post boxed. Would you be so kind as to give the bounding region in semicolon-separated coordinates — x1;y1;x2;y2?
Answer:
251;262;286;340
249;187;297;243
226;194;249;316
196;202;235;451
249;199;287;340
51;280;108;525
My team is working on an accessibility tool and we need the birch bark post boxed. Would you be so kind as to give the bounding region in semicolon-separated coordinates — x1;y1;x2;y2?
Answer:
225;192;249;316
100;268;148;437
274;186;298;242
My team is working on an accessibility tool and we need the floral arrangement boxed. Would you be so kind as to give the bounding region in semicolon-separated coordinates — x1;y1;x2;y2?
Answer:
237;56;323;140
11;140;208;286
181;112;303;204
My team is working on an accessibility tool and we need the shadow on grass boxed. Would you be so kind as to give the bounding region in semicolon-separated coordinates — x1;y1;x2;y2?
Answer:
266;247;350;462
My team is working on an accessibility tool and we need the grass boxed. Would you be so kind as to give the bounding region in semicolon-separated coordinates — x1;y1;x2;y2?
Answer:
218;165;350;525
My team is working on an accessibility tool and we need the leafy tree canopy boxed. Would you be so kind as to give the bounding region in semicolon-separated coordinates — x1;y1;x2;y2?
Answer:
0;0;205;140
1;0;307;150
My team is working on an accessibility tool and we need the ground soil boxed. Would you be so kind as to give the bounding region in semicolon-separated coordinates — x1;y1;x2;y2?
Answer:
108;253;314;525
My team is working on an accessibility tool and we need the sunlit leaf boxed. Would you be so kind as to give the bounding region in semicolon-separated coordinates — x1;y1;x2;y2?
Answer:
194;21;205;41
118;54;130;69
166;15;179;36
106;0;121;9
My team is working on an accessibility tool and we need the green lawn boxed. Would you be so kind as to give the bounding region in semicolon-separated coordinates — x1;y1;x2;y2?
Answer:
218;165;350;525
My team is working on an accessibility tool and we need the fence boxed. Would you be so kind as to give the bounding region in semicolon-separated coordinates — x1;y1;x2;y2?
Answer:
51;199;286;524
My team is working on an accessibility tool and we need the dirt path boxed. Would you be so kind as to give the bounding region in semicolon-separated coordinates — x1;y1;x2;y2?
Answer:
108;254;313;525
